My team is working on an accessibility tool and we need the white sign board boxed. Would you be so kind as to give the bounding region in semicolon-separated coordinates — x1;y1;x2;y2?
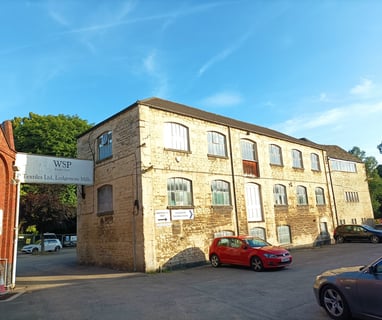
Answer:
171;209;194;220
155;210;171;226
15;153;93;185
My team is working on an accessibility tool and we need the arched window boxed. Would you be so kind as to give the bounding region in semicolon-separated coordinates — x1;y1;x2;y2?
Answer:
273;184;287;205
292;149;303;168
97;131;112;161
245;183;263;222
249;227;266;240
315;187;325;205
311;153;320;171
269;144;283;165
241;139;259;177
164;122;189;151
277;225;291;244
211;180;231;205
297;185;308;205
207;131;227;157
167;177;193;206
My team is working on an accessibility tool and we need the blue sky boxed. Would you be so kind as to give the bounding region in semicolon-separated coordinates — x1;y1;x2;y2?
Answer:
1;0;382;162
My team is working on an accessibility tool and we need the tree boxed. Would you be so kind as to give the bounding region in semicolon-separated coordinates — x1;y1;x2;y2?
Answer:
349;146;382;218
12;113;92;234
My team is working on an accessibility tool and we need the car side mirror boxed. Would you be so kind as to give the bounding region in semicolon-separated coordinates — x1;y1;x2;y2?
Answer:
242;244;248;249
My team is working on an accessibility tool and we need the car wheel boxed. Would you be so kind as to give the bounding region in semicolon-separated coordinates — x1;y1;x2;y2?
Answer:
251;256;264;272
54;246;61;252
370;235;379;244
320;285;350;320
210;254;220;268
32;248;38;255
336;236;345;244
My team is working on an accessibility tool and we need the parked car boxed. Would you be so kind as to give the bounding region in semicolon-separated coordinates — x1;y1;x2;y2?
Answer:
209;235;292;271
21;239;62;254
374;224;382;230
313;256;382;320
333;224;382;244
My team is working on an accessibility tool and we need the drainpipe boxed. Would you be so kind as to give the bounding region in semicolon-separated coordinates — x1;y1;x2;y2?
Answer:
11;178;21;288
227;127;239;235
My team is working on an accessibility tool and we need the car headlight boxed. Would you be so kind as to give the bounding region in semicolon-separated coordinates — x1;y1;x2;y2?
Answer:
263;253;277;258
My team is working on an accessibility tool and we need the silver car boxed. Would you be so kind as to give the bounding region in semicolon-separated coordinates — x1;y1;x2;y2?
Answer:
313;256;382;320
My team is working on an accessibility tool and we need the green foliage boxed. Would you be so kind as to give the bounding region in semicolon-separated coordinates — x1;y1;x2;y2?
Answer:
12;113;92;234
349;146;382;218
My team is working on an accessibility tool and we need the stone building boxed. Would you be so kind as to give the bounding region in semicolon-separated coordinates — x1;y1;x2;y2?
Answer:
0;121;17;287
77;98;373;272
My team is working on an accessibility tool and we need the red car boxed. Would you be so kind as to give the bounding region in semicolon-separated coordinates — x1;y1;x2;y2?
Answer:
209;235;292;271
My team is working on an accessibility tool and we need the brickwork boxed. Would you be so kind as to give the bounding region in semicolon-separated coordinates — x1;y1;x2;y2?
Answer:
0;121;17;286
77;99;373;272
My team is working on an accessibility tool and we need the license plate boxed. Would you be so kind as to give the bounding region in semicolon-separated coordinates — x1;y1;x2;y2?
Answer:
281;257;290;262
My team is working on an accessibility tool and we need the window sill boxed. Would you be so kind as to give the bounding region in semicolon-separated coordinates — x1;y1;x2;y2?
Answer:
97;210;114;216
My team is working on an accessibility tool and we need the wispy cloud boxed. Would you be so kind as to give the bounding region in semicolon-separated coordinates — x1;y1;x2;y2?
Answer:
201;91;243;107
198;31;252;76
350;77;374;95
142;51;168;98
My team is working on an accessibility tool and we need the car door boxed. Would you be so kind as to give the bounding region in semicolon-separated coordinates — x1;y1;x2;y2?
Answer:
357;259;382;317
216;238;232;264
355;226;370;242
226;238;244;265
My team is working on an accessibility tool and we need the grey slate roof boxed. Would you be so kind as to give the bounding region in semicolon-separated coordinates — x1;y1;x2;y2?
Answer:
80;97;361;163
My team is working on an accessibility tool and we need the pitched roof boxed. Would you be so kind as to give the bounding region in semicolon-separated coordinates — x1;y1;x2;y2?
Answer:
80;97;360;162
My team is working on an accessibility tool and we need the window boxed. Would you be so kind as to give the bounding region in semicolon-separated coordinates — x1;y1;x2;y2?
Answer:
211;180;231;205
345;192;359;202
311;153;320;171
241;139;259;177
97;184;113;214
98;131;112;161
330;159;356;172
296;185;308;205
249;227;266;240
277;225;291;244
241;139;256;161
214;230;234;238
292;149;303;168
207;131;227;157
273;184;287;205
315;187;325;205
167;177;193;206
245;183;263;221
269;144;283;165
164;122;189;151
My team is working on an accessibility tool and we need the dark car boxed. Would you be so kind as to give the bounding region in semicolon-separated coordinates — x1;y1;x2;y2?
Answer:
209;235;292;272
333;224;382;244
313;256;382;320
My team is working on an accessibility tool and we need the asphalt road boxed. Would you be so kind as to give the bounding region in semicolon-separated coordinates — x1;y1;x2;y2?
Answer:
1;243;381;320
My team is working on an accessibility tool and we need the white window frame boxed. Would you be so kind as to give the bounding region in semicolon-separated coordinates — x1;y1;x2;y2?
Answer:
164;122;189;151
211;180;231;205
269;144;283;165
245;183;263;222
292;149;303;168
241;139;257;161
311;153;320;171
273;184;287;205
297;185;308;205
277;225;291;244
207;131;227;157
315;187;325;205
167;177;193;206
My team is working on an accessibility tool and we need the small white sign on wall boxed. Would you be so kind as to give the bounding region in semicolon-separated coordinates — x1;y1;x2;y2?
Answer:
171;209;194;220
155;210;171;226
